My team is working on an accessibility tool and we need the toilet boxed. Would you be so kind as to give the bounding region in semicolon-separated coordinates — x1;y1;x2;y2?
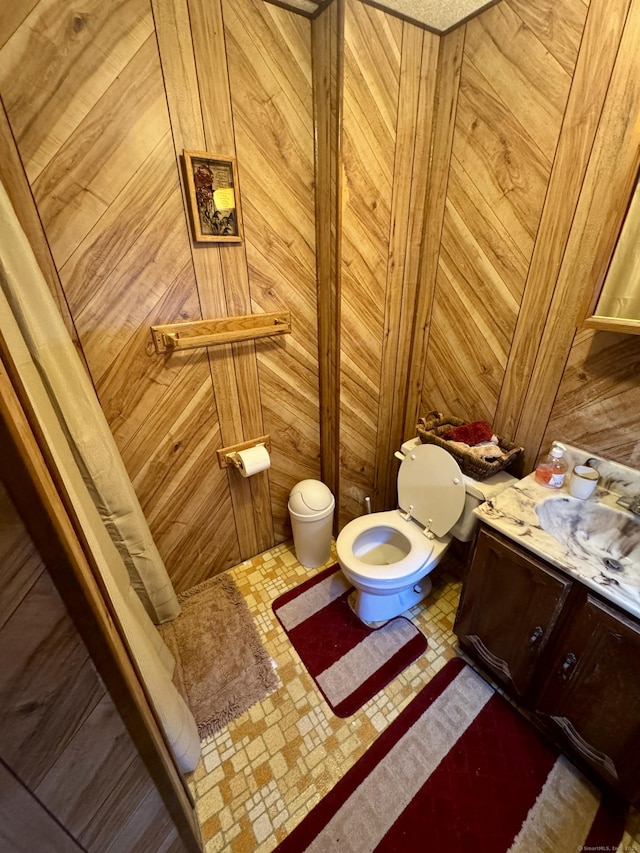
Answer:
336;438;516;622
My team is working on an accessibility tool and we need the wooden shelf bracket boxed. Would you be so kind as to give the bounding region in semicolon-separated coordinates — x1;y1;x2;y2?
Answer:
150;311;291;354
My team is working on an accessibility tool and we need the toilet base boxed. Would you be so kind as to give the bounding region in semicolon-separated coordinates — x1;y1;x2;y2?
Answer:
353;576;433;623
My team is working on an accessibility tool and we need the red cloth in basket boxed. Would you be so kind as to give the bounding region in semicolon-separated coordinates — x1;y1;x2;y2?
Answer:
444;420;493;446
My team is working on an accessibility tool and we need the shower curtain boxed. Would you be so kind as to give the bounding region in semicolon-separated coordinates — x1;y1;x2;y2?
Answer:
0;181;200;773
0;181;178;624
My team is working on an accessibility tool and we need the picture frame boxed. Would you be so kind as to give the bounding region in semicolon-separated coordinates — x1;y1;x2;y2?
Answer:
182;150;243;243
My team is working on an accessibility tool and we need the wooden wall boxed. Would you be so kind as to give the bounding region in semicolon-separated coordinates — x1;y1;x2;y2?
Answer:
527;0;640;470
0;479;193;852
1;0;639;587
336;0;447;521
416;0;640;473
335;0;640;516
0;0;319;593
338;0;401;523
420;0;573;425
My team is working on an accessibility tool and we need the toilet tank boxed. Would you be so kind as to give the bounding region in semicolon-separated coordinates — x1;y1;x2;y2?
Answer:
399;438;518;542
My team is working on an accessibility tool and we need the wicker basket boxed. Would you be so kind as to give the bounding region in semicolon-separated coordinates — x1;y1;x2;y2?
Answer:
416;411;523;481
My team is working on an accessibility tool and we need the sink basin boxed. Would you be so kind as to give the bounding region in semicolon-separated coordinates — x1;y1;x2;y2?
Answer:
536;496;640;581
475;445;640;618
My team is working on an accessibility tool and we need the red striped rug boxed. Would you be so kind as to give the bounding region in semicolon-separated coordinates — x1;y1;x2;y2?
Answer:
275;657;627;852
272;564;428;717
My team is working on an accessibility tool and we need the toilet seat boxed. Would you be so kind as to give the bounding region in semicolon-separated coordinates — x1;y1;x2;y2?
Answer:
397;444;465;536
336;444;467;622
336;510;435;585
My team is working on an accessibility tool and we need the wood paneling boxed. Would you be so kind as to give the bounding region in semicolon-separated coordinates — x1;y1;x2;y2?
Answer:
312;0;342;503
525;0;640;470
1;0;639;592
0;0;321;589
545;330;640;468
417;0;640;479
0;759;83;853
79;752;183;852
464;1;573;163
374;24;435;508
420;0;585;430
32;36;169;268
338;0;401;524
225;0;320;541
494;0;631;442
34;695;140;837
0;0;239;592
0;101;82;359
0;481;44;631
151;0;252;571
0;569;103;789
0;1;39;51
153;0;319;563
505;0;586;76
190;0;274;557
0;0;153;184
0;474;198;851
403;26;465;440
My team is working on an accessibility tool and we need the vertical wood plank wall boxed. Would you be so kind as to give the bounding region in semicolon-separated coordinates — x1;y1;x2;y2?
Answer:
312;0;342;504
1;0;639;584
338;0;401;524
0;482;189;852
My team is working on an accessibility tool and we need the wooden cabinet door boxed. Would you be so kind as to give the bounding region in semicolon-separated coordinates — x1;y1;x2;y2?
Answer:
535;593;640;804
454;527;573;699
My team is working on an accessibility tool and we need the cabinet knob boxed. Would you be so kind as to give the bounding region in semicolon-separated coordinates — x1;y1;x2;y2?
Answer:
560;652;577;678
529;625;543;645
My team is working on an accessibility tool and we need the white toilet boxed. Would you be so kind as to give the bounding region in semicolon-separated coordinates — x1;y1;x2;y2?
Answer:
336;439;516;622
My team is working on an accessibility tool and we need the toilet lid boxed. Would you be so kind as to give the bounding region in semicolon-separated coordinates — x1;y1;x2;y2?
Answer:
397;444;465;537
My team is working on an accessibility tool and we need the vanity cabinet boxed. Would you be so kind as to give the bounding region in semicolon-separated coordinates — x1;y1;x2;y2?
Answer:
535;594;640;804
454;528;573;699
455;525;640;805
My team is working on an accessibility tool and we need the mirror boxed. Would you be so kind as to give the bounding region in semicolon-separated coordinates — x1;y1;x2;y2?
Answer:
583;166;640;335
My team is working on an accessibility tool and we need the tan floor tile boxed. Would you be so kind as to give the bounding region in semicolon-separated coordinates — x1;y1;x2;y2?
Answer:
200;814;221;843
190;539;639;851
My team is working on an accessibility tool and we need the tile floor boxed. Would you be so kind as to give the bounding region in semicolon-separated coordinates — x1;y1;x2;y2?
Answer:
189;540;640;853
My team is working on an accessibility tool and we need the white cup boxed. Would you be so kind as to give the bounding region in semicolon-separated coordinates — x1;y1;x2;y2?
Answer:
569;465;599;500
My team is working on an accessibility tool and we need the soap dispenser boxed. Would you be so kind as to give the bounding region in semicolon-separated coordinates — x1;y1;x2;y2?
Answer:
535;442;568;489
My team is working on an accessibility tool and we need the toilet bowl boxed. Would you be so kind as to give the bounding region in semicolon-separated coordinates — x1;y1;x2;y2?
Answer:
337;442;481;623
336;509;453;621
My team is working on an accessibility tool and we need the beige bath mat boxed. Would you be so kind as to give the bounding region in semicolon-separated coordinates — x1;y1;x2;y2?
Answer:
159;573;278;739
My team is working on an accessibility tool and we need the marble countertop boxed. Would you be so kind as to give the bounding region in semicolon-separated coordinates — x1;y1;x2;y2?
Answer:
474;450;640;620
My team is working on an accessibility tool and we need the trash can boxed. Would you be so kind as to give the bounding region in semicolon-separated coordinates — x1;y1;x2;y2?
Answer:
288;480;335;568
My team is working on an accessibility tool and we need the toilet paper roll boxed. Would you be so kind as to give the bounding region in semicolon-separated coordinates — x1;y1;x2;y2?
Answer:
236;445;271;477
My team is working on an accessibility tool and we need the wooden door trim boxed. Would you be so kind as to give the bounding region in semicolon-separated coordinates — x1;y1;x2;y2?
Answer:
312;0;343;509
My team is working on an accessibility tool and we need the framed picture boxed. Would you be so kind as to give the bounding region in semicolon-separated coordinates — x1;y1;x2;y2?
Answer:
183;150;243;243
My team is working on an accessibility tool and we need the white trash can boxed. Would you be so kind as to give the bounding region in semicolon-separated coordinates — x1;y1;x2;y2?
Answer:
288;480;335;568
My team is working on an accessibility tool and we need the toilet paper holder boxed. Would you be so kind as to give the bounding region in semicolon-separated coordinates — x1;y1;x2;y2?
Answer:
217;435;271;469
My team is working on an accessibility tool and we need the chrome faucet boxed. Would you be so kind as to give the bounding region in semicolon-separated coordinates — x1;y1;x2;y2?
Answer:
616;494;640;515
